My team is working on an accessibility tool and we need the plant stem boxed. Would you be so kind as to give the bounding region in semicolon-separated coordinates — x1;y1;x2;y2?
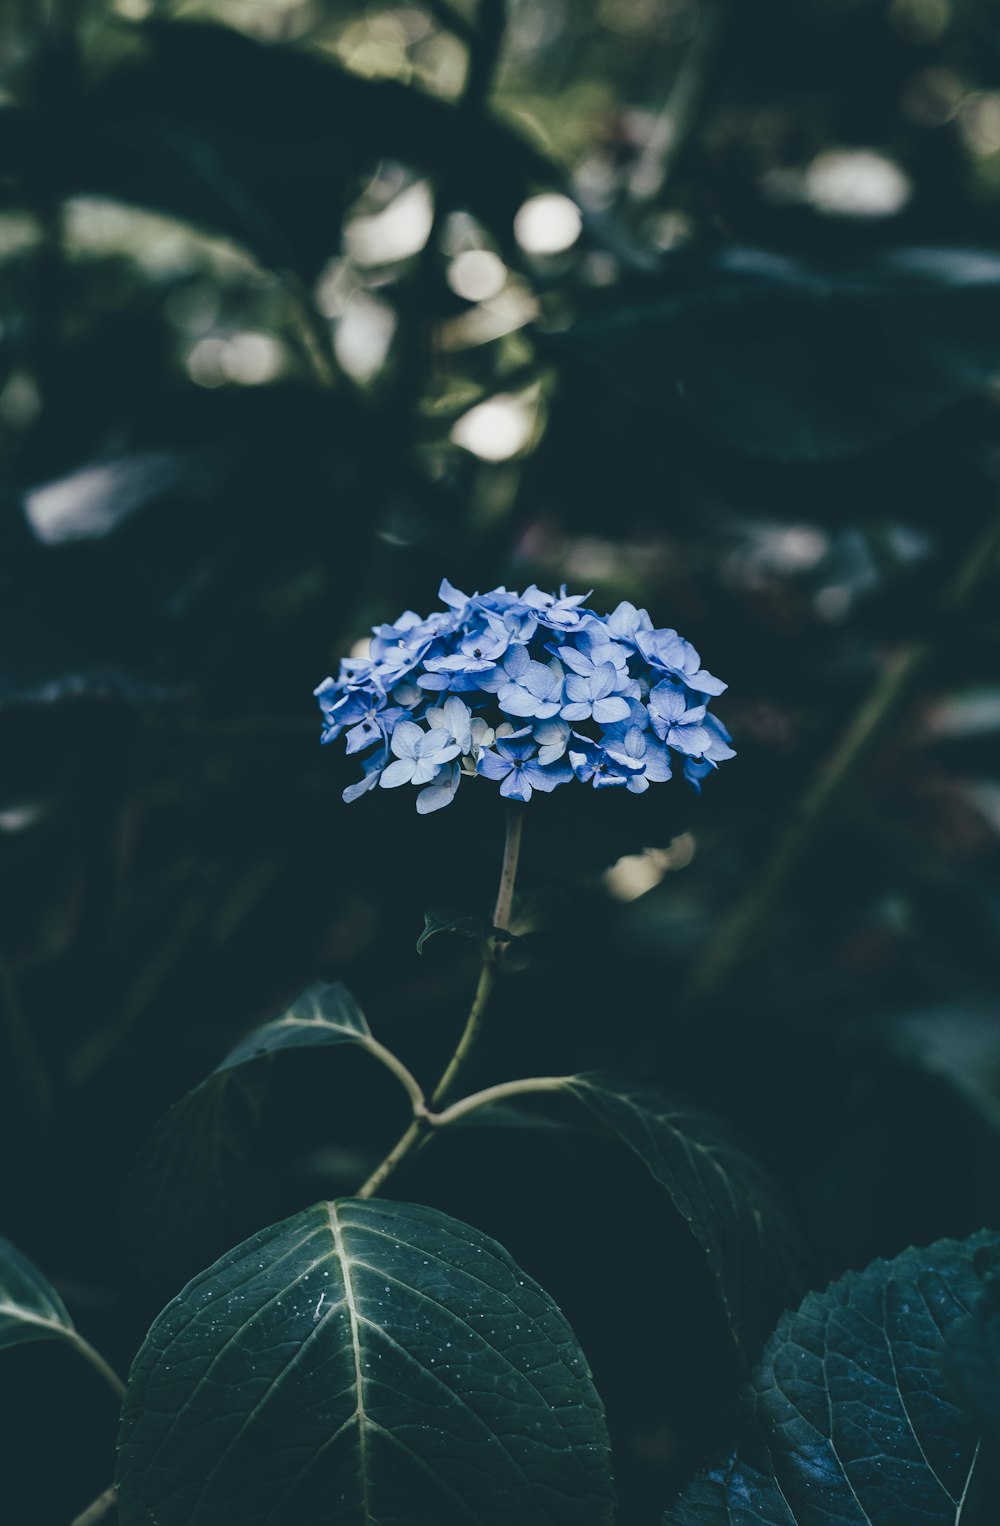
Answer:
627;0;729;206
683;503;1000;1006
430;803;523;1108
67;1330;127;1402
359;1035;426;1116
431;1074;571;1128
70;1485;117;1526
355;1117;426;1202
355;804;524;1199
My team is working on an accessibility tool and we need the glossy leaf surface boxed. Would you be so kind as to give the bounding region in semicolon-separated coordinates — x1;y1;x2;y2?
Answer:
116;1198;616;1525
664;1233;994;1524
565;1077;806;1357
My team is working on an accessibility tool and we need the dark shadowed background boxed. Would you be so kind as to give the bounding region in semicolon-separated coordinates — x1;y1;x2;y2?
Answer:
3;0;1000;1520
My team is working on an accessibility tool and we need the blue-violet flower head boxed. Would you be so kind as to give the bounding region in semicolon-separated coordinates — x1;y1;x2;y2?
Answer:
315;580;734;810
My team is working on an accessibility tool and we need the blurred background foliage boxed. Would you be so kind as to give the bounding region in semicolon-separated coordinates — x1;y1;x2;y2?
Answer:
3;0;1000;1520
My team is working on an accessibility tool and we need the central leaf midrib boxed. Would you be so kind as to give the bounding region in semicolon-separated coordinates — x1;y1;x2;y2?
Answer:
328;1201;375;1525
0;1303;69;1335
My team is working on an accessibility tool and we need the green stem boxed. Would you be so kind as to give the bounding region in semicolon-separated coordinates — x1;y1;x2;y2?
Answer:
66;1330;127;1403
355;804;524;1199
430;803;523;1108
683;503;1000;1006
431;1075;571;1129
70;1485;117;1526
355;1117;426;1202
359;1035;426;1116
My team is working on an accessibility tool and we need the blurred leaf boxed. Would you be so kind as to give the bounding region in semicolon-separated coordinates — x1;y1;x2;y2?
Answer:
555;248;1000;462
4;22;555;278
116;1198;616;1526
564;1078;807;1359
122;982;385;1287
878;1005;1000;1133
664;1232;995;1524
0;608;173;710
0;1234;74;1354
122;1069;265;1294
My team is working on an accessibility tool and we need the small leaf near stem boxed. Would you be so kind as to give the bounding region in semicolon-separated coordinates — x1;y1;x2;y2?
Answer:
356;804;525;1199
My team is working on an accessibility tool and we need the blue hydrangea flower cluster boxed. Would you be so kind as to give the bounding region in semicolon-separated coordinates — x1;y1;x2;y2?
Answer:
315;580;735;813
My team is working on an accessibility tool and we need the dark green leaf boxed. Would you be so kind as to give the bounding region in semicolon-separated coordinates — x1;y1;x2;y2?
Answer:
4;22;555;279
664;1232;995;1524
555;248;1000;461
214;980;372;1071
876;1005;1000;1133
416;908;491;955
564;1077;806;1358
121;1069;266;1292
949;1242;1000;1451
116;1198;616;1526
0;1234;74;1354
122;982;379;1288
0;608;172;710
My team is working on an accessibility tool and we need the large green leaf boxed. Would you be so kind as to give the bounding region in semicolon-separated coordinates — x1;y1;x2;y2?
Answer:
555;248;1000;462
564;1077;806;1358
116;1198;616;1526
664;1232;995;1524
0;1234;75;1354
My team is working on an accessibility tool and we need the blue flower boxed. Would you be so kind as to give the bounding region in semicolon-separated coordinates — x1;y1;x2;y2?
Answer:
568;734;647;791
647;682;715;757
318;580;734;809
477;733;573;801
634;628;727;697
380;721;461;789
561;661;634;725
486;646;565;721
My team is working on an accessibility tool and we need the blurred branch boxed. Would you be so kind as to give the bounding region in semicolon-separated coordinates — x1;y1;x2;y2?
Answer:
684;498;1000;1007
627;0;730;206
283;271;340;390
387;0;508;435
423;0;477;46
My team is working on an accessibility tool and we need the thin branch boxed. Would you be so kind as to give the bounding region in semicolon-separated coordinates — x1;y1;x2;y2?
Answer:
429;802;523;1108
423;0;476;45
359;1034;426;1117
66;1330;127;1403
431;1075;571;1128
355;802;524;1199
386;0;507;436
683;503;1000;1006
628;0;729;207
70;1485;117;1526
